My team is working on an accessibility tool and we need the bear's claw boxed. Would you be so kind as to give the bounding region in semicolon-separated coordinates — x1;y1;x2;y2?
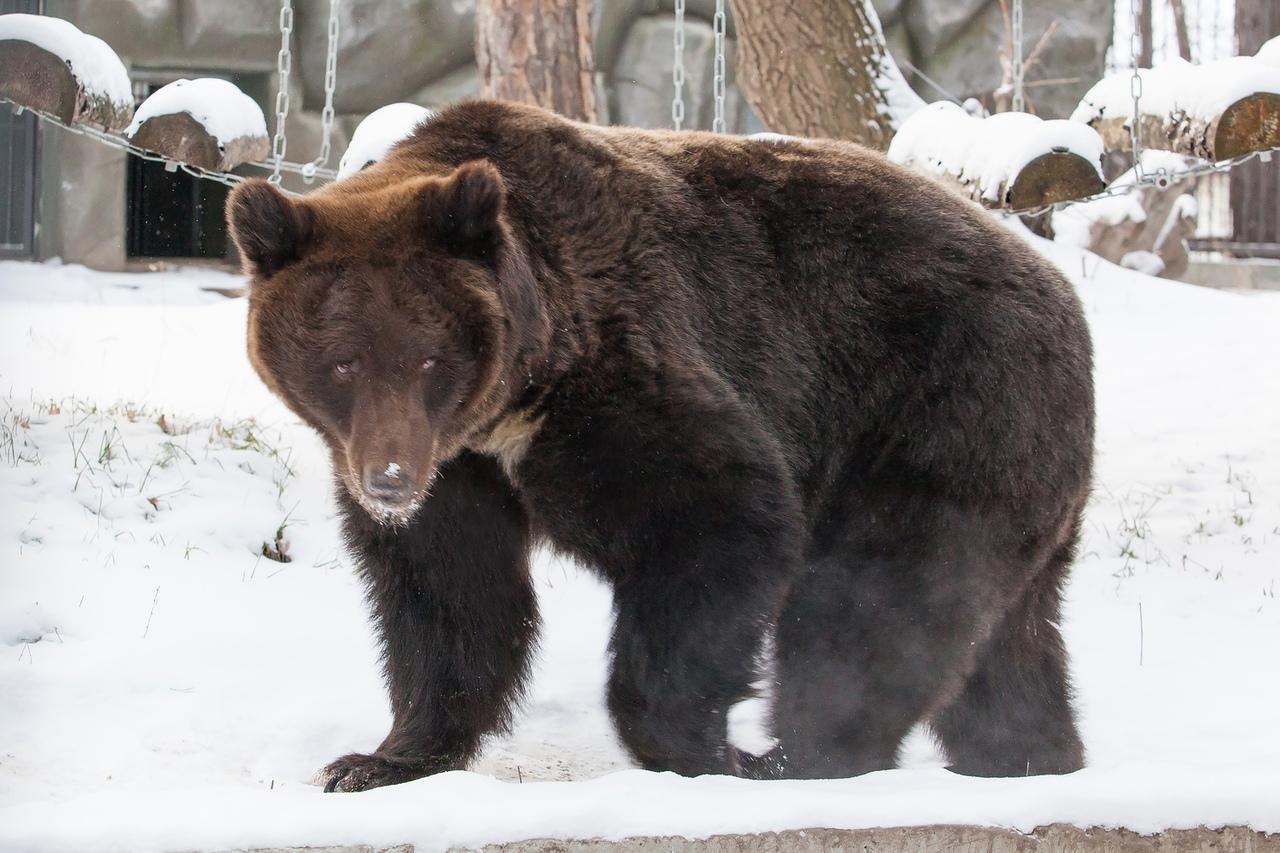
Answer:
317;751;431;793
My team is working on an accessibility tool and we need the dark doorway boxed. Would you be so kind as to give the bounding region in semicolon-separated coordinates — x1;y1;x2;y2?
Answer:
0;0;41;259
125;77;232;260
126;153;230;259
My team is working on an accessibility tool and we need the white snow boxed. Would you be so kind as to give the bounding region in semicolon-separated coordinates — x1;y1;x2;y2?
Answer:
2;236;1280;850
1258;35;1280;69
337;103;434;179
1071;55;1280;127
0;13;132;111
856;0;925;125
748;132;806;145
1119;249;1165;276
125;77;267;144
0;258;238;306
888;101;1105;203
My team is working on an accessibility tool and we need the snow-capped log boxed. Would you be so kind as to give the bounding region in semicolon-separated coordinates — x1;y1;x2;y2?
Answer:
1053;151;1199;280
337;102;434;179
0;13;132;131
124;78;269;172
887;102;1106;212
1071;51;1280;163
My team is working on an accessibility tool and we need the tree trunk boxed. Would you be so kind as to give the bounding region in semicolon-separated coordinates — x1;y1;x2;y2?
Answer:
729;0;922;150
475;0;597;123
1137;0;1153;68
1168;0;1192;61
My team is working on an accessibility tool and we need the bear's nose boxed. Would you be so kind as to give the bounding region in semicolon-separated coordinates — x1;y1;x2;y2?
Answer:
363;462;414;504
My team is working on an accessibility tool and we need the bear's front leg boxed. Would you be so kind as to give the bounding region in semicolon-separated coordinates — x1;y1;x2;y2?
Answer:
321;452;536;792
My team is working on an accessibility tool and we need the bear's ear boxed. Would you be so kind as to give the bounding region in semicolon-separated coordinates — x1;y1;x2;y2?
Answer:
227;179;313;278
419;161;505;257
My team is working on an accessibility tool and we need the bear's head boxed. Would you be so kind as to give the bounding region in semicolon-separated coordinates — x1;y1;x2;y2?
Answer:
227;162;544;526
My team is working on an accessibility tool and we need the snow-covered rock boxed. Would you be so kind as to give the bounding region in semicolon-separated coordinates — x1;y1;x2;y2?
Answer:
123;78;269;172
0;13;132;130
337;102;434;179
887;101;1104;206
0;13;131;111
126;78;267;146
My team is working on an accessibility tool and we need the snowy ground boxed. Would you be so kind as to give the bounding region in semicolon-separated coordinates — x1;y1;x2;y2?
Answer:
1;235;1278;851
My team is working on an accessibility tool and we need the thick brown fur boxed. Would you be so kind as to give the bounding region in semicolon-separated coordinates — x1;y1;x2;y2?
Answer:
227;100;1094;791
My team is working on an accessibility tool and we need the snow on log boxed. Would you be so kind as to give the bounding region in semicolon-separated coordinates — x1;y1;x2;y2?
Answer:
337;103;434;179
1071;54;1280;162
1053;150;1199;280
887;101;1106;212
124;78;269;171
1258;35;1280;69
0;13;132;130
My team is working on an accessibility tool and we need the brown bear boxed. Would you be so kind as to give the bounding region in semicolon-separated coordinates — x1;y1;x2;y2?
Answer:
227;99;1093;793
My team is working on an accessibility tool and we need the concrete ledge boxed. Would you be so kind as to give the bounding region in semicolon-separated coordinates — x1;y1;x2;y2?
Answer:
236;824;1280;853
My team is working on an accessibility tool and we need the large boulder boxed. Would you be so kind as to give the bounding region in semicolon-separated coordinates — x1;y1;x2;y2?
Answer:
610;13;752;132
296;0;475;114
179;0;279;70
45;0;183;65
892;0;1112;119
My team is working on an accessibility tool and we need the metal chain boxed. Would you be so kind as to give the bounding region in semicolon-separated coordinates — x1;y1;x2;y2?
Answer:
269;0;294;186
1002;148;1267;219
712;0;727;133
1129;0;1145;177
2;97;333;195
304;0;341;183
1010;0;1025;112
672;0;685;130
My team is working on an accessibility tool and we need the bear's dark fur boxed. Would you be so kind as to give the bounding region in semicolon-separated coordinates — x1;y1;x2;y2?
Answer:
227;100;1093;792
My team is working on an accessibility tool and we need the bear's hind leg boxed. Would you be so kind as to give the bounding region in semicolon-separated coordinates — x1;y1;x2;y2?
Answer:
930;538;1084;777
769;556;986;778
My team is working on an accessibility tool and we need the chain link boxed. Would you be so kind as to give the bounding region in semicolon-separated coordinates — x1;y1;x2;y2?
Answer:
304;0;341;183
712;0;727;133
2;97;334;195
671;0;686;130
269;0;295;186
1129;0;1145;177
1010;0;1025;112
1003;148;1265;219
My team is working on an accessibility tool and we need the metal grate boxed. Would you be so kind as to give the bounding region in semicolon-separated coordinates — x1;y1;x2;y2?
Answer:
0;0;41;259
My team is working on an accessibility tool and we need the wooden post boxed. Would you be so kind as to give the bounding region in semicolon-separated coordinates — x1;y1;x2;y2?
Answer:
1230;0;1280;253
475;0;598;123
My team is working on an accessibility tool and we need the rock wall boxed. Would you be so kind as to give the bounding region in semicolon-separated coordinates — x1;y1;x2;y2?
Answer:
47;0;1111;135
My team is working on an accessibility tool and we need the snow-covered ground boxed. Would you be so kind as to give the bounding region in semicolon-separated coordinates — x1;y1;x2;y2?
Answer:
1;236;1278;851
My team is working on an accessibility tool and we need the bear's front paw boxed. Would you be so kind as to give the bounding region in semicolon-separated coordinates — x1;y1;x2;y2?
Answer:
317;751;438;793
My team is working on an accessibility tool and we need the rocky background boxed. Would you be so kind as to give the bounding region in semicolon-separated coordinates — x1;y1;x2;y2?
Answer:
34;0;1110;269
48;0;1112;149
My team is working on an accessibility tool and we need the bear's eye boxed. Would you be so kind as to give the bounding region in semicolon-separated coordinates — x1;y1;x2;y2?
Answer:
420;358;436;372
332;359;360;381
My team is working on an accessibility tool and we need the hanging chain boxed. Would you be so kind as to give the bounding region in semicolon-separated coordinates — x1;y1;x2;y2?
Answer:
672;0;686;130
269;0;294;186
1129;0;1145;177
712;0;727;133
1010;0;1025;112
304;0;341;183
